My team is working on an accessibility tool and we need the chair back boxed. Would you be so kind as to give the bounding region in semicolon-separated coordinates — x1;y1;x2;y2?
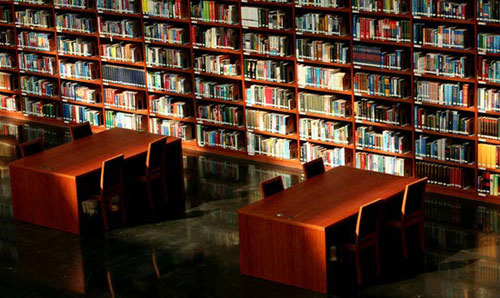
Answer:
401;178;427;220
356;199;384;241
147;137;167;171
101;154;124;191
20;138;43;157
260;176;284;198
70;122;92;141
303;157;325;179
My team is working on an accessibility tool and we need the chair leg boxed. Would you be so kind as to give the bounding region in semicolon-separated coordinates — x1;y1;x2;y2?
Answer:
100;200;109;231
107;271;115;298
152;251;160;279
161;173;168;205
375;243;381;278
355;250;363;285
401;227;408;261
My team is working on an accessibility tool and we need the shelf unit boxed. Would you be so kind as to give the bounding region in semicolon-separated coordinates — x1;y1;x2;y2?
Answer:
2;0;500;201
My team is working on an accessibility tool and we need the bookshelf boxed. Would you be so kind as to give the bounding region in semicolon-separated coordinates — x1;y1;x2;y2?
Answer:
2;0;500;201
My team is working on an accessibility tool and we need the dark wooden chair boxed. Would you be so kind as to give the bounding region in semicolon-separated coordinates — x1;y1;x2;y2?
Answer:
135;137;167;211
303;158;325;179
19;138;43;157
88;154;126;230
384;178;427;261
70;122;92;141
260;176;284;198
342;198;384;285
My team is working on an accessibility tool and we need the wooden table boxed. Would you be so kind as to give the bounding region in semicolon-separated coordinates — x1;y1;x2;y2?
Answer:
9;128;185;234
237;166;418;294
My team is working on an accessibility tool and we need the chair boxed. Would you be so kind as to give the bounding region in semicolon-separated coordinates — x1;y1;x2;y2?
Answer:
384;178;427;261
342;199;384;285
260;176;284;198
86;154;126;230
303;158;325;179
135;137;167;211
70;122;92;141
19;138;43;157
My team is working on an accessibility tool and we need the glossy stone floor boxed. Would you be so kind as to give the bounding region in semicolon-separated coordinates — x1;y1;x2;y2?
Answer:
1;119;500;297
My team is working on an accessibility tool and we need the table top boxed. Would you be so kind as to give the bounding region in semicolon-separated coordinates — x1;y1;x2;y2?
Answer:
10;128;177;178
238;166;418;230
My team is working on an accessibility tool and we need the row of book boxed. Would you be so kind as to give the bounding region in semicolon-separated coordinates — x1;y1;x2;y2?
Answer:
414;52;469;78
354;99;408;125
414;107;473;135
352;0;408;14
478;143;500;169
246;109;295;135
146;46;188;69
104;110;143;130
57;36;95;57
415;81;469;107
197;125;244;151
191;1;238;24
300;142;346;168
298;93;349;117
55;13;95;33
142;0;184;19
198;104;243;127
247;132;297;159
150;118;193;140
244;33;291;57
299;118;350;144
353;16;411;42
353;45;406;70
193;26;239;50
478;88;500;112
478;116;500;140
103;88;142;110
194;54;239;77
354;72;409;98
244;59;293;83
297;39;349;64
62;103;101;125
150;95;190;118
414;24;468;49
295;13;347;36
415;136;474;164
298;65;348;91
416;161;470;189
479;57;500;83
478;171;500;196
246;85;294;110
355;151;406;176
355;126;409;154
241;7;287;30
412;0;468;19
18;32;51;52
194;78;239;101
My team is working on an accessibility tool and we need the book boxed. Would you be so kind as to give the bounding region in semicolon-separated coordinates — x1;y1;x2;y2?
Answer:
147;71;189;93
197;104;243;127
105;110;143;130
21;76;57;97
416;161;470;188
194;78;239;101
247;132;297;159
416;80;469;107
143;0;185;19
414;52;469;78
299;118;350;144
298;64;348;90
197;124;244;151
356;126;409;154
150;95;190;118
354;72;409;97
61;82;98;103
191;1;238;24
355;99;408;125
246;109;295;135
62;103;102;125
247;85;295;110
353;45;407;70
245;59;293;83
299;92;349;117
300;142;346;167
103;65;146;87
194;54;240;76
150;118;193;140
355;152;406;176
415;135;474;164
414;106;473;135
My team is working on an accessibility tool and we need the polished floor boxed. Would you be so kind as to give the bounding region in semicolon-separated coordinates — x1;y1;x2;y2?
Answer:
0;119;500;297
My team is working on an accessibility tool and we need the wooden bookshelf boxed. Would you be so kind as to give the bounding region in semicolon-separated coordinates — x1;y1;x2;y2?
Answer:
2;0;500;201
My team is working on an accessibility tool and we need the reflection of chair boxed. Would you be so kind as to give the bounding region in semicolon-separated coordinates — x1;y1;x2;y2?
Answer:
86;155;126;230
384;178;427;260
152;251;161;279
70;122;92;141
19;138;43;157
135;137;167;211
342;199;383;285
302;158;325;179
260;176;284;198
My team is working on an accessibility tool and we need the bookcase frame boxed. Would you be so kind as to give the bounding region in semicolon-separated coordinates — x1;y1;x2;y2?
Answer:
1;0;500;202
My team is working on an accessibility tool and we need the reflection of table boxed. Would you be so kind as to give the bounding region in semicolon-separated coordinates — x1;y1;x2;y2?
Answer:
10;128;185;234
238;166;418;293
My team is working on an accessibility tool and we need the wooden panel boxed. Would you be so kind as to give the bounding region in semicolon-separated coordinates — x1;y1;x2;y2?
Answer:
239;214;327;294
238;166;418;229
164;138;186;215
10;165;79;234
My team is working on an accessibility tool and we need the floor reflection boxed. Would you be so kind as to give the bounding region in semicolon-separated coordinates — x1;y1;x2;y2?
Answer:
0;118;500;297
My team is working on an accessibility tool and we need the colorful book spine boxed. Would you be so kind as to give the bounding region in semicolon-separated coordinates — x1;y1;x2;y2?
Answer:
145;45;188;68
244;59;293;83
355;152;406;176
300;142;346;167
355;99;408;125
298;64;348;91
0;95;17;112
0;72;13;91
416;161;469;188
241;7;288;29
299;92;349;117
21;76;56;97
246;109;295;135
299;118;350;144
194;54;239;76
412;0;467;19
99;18;140;39
55;13;95;33
15;9;52;28
478;0;500;22
354;72;408;97
55;0;88;9
296;0;342;8
150;95;190;118
353;45;406;70
479;143;500;169
198;104;243;127
0;53;14;68
194;78;239;101
192;26;239;50
0;29;14;46
297;39;349;64
191;1;238;24
18;53;56;75
57;36;96;57
244;33;291;57
17;32;51;51
61;82;97;103
22;97;58;118
143;0;184;19
295;13;347;36
414;107;473;135
104;88;142;110
62;103;102;125
97;0;136;14
478;117;500;140
101;43;142;63
144;23;185;44
105;110;143;130
415;80;469;107
413;23;468;49
353;16;411;42
197;124;244;150
247;85;295;110
150;118;193;140
356;126;409;153
60;60;99;80
415;135;474;164
147;71;189;93
413;52;469;78
353;0;407;13
247;132;297;159
478;171;500;196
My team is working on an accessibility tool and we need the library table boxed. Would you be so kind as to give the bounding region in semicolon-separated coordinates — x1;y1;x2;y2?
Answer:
238;166;418;294
10;128;185;234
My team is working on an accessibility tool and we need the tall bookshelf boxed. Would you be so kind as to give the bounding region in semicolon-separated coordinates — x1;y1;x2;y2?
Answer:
3;0;500;202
